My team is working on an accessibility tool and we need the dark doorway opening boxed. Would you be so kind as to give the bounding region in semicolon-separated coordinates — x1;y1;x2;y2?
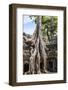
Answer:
48;61;53;72
24;63;29;74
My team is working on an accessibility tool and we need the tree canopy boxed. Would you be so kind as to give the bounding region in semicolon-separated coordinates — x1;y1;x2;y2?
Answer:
29;15;58;41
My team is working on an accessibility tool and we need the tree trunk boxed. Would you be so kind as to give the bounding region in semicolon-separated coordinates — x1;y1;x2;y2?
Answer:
29;16;48;74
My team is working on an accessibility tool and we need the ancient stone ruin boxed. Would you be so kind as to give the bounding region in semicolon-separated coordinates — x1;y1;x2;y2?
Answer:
23;32;57;74
23;16;57;75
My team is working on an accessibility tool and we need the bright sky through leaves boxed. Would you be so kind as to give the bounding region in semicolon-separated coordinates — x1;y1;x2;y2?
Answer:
23;16;36;35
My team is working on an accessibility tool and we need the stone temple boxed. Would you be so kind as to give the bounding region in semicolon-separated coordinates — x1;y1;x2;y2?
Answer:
23;32;57;74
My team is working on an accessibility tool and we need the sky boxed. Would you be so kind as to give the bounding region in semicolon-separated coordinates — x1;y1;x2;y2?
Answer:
23;16;36;35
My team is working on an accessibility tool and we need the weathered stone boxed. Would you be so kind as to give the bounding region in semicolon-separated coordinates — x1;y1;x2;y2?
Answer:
23;31;57;74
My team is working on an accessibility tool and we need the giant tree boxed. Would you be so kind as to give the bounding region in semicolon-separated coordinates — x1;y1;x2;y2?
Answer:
29;16;48;74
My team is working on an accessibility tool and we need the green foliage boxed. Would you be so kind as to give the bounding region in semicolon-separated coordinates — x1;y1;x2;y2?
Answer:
42;16;58;41
29;15;58;41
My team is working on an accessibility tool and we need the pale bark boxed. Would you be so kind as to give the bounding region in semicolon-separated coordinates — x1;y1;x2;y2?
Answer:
29;16;48;74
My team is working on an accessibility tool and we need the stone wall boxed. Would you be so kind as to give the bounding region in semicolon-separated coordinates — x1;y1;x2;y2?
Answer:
23;32;57;74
